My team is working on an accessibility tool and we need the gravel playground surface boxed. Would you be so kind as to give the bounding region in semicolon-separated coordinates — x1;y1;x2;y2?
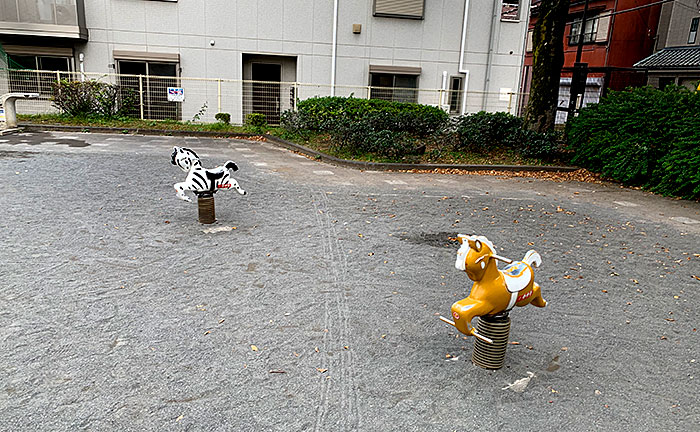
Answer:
1;132;699;431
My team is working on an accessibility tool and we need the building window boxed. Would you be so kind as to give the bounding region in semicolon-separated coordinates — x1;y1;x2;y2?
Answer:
117;60;180;120
658;77;676;89
374;0;424;19
689;18;699;44
501;0;520;21
448;76;463;114
7;53;72;94
370;73;418;103
568;16;598;45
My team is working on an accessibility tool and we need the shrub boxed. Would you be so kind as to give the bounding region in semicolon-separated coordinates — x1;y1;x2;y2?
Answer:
330;112;414;158
568;85;700;198
653;128;700;199
51;80;136;118
518;129;564;160
215;112;231;124
454;111;523;152
290;96;448;136
245;113;268;129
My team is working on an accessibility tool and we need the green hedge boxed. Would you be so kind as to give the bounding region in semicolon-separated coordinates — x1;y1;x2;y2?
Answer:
455;111;563;160
281;97;564;162
283;96;449;137
568;86;700;199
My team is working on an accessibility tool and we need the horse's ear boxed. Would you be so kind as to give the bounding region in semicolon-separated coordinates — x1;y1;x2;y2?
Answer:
457;235;466;244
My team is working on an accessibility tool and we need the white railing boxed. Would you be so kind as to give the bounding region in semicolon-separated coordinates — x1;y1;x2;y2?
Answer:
0;69;529;125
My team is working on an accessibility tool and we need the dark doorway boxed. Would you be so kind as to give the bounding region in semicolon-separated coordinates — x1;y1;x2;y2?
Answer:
251;63;281;124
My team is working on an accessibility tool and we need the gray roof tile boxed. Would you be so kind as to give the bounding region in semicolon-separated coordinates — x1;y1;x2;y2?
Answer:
634;46;700;69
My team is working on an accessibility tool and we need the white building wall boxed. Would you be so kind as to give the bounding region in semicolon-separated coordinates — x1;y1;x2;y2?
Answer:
73;0;529;114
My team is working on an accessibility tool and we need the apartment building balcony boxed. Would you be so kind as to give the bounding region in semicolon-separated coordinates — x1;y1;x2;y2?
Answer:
0;0;87;40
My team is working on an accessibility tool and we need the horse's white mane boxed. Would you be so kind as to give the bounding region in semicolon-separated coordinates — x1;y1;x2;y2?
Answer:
458;234;495;251
455;234;496;271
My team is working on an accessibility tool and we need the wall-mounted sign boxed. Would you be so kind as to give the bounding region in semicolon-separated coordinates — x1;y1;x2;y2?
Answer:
0;108;5;122
167;87;184;102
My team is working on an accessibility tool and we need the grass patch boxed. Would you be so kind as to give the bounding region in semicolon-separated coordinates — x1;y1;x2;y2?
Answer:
19;114;253;134
19;114;564;166
281;130;559;165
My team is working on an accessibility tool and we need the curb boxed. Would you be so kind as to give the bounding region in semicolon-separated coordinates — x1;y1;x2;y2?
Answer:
19;123;580;173
0;127;22;136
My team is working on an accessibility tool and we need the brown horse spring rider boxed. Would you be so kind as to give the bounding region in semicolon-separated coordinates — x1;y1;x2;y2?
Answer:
440;235;547;344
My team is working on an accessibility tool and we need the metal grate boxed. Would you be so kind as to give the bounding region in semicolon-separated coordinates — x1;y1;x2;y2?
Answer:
0;69;531;123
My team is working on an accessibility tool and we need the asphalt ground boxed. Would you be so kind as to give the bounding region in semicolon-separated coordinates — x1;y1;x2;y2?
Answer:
1;131;698;431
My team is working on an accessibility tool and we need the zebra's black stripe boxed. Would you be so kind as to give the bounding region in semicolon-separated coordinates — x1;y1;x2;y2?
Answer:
193;171;207;186
191;177;205;189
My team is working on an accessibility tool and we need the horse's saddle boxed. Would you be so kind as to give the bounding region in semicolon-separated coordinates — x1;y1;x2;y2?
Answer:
502;261;532;293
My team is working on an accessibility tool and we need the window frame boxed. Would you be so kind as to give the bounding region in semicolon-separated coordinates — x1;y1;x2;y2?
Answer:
501;0;520;22
568;15;599;45
448;76;463;114
369;72;419;104
689;17;699;44
7;53;72;95
373;0;425;20
116;59;180;120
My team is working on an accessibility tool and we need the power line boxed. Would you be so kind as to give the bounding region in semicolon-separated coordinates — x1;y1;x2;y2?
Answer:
531;0;681;29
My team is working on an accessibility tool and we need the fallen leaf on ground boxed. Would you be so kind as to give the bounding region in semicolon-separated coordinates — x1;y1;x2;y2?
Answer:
269;370;286;374
502;372;535;392
316;368;328;373
509;341;520;345
251;345;258;351
692;275;700;281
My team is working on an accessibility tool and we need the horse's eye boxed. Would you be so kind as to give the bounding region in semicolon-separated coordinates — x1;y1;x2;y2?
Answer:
474;240;482;252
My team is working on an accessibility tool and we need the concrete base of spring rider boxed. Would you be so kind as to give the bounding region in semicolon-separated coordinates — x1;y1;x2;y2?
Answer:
197;192;216;224
472;312;511;370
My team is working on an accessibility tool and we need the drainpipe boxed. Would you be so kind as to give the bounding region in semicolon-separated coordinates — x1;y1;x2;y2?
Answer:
79;52;85;81
483;0;500;109
514;0;533;115
330;0;339;96
441;70;448;107
458;0;471;114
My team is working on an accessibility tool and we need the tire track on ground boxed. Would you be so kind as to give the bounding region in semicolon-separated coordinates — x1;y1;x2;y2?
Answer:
310;189;359;432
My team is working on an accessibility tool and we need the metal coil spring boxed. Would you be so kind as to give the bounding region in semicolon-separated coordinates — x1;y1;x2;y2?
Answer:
472;313;511;370
197;194;216;224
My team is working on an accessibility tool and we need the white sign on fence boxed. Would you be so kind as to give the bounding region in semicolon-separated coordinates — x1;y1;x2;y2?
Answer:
167;87;185;102
0;108;5;122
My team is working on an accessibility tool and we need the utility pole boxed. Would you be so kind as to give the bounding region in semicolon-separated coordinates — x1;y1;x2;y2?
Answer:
566;0;591;122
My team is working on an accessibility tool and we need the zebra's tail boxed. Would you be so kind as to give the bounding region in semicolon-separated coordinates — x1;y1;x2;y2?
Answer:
225;161;239;171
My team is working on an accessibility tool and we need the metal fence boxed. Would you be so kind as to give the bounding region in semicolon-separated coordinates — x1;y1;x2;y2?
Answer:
0;69;529;125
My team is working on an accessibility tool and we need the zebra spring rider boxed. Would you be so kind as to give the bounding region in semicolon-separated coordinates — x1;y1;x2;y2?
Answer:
171;146;247;223
441;235;546;369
